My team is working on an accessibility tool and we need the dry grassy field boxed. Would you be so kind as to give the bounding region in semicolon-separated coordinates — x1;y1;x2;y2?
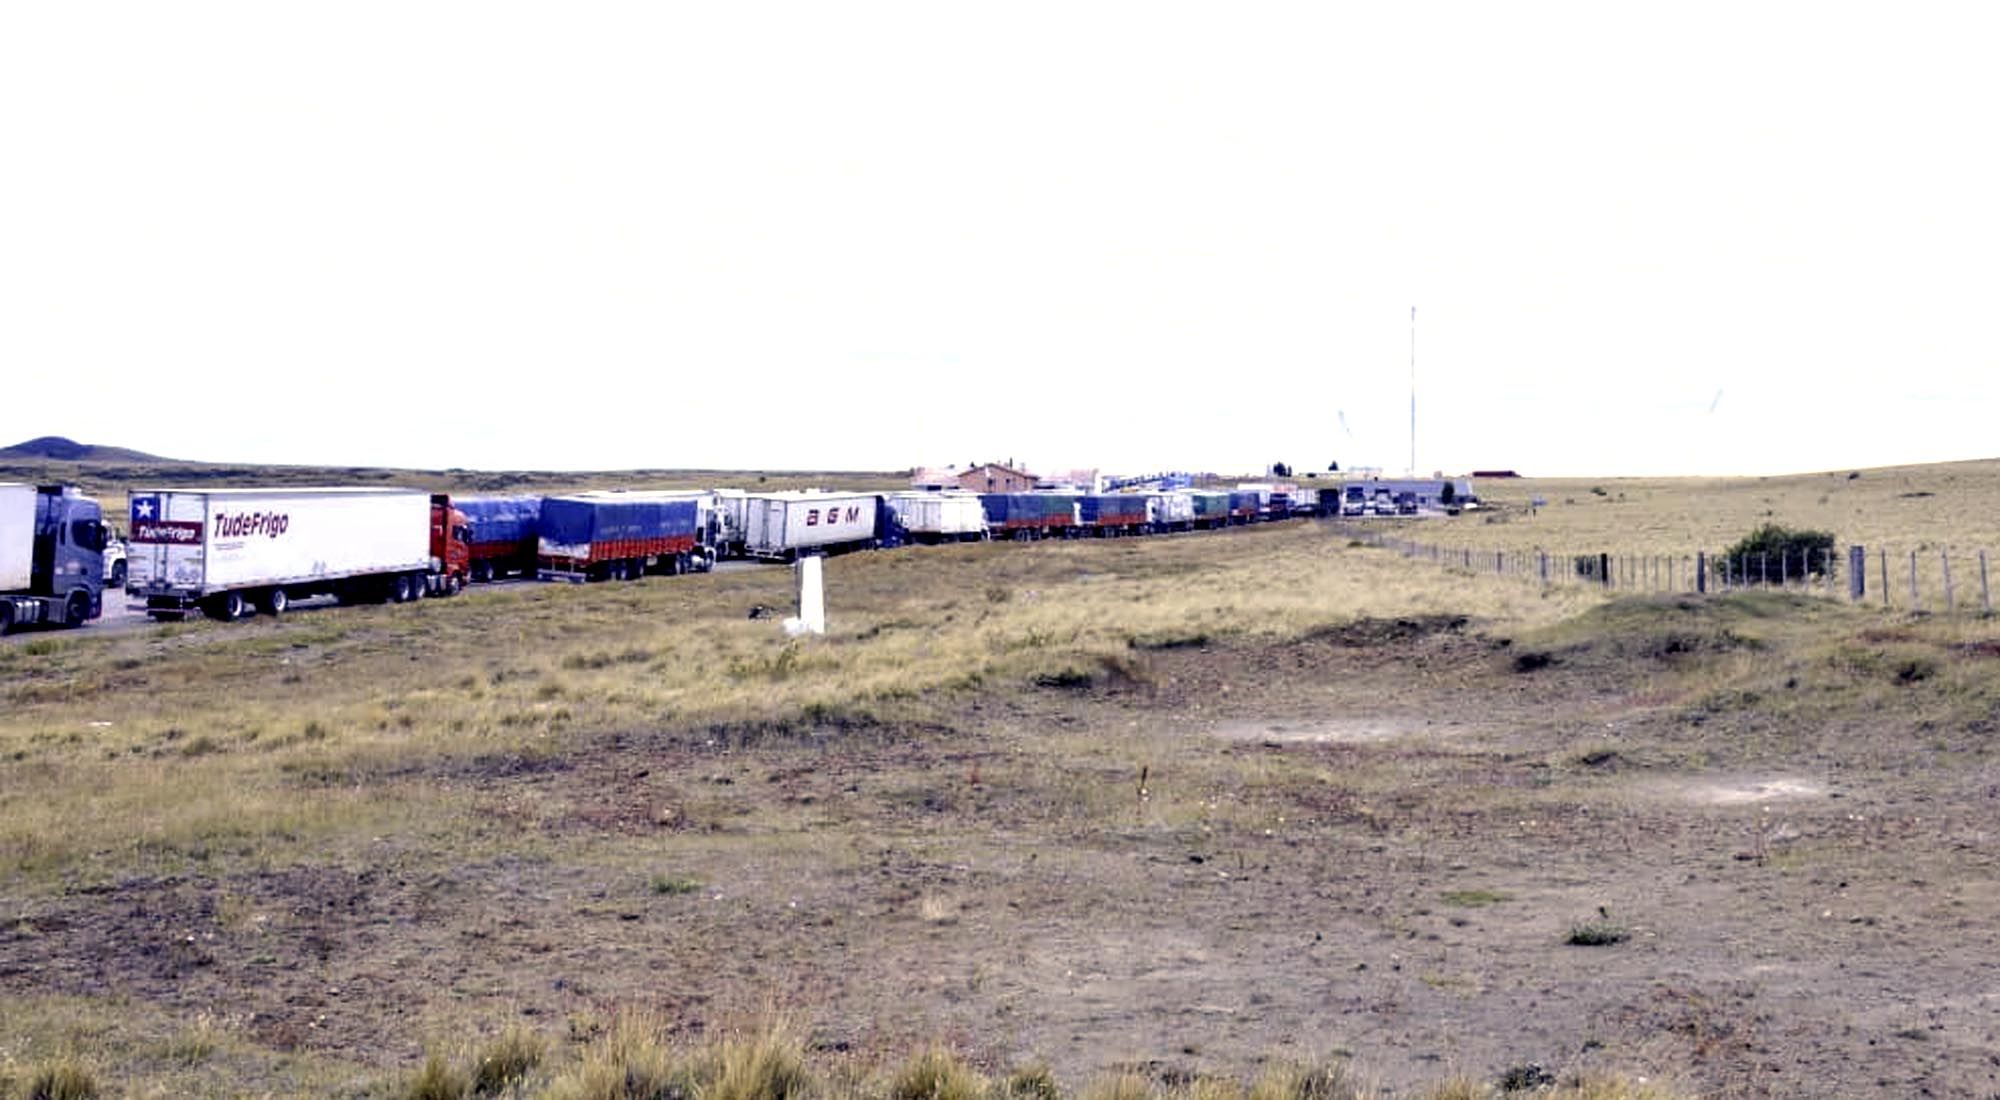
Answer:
1405;461;2000;606
4;462;2000;1098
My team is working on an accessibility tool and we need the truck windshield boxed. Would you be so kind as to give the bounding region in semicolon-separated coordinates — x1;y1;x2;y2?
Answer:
70;520;105;552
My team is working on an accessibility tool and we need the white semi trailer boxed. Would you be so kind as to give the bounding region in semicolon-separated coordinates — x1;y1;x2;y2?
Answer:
737;491;882;561
884;492;988;544
127;487;454;621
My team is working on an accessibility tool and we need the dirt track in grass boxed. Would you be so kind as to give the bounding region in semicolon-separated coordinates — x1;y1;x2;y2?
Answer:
5;610;2000;1097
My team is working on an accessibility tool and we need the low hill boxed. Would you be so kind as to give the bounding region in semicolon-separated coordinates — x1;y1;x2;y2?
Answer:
0;436;169;463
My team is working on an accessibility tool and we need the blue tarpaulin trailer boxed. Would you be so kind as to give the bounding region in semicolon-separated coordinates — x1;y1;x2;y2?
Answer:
453;495;542;581
979;493;1078;539
1079;494;1149;535
537;493;704;582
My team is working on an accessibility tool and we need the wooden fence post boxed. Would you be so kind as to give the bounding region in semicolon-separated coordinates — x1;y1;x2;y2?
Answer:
1909;550;1919;609
1880;548;1890;607
1943;550;1955;613
1982;550;1992;614
1696;551;1707;594
1848;545;1865;602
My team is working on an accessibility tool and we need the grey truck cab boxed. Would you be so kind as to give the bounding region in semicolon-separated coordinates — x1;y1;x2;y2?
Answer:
0;484;107;632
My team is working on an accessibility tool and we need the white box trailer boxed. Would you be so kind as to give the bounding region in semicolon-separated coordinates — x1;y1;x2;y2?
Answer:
885;492;988;543
739;491;880;560
1151;490;1195;531
128;487;441;621
0;484;33;594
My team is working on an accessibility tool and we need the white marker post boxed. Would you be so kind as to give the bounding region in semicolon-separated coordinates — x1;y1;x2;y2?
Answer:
796;554;826;636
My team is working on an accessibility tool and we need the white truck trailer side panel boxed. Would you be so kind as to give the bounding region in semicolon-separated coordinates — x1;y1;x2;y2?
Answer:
744;493;878;556
0;484;37;592
889;493;986;536
129;488;432;594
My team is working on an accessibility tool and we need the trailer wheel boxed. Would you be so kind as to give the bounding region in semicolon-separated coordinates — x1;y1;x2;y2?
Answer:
390;575;413;603
209;591;247;621
0;602;14;635
263;588;289;616
471;561;491;584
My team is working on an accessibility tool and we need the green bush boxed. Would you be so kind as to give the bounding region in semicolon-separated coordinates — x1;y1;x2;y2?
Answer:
1719;524;1835;583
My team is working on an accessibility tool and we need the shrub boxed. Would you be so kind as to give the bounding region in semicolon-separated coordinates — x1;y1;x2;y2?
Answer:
1718;524;1835;583
1566;920;1629;947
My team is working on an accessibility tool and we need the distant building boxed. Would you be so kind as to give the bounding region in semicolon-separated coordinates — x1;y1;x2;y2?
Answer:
909;466;962;490
960;463;1037;493
1039;468;1102;492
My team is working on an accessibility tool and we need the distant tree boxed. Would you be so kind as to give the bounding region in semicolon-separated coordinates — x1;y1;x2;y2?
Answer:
1327;460;1340;472
1271;462;1292;478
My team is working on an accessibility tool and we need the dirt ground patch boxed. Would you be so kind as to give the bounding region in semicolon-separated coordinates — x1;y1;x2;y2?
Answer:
1205;716;1480;745
6;601;2000;1097
1675;776;1829;805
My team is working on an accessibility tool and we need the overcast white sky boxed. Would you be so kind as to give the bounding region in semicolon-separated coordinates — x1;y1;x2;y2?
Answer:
5;3;1996;478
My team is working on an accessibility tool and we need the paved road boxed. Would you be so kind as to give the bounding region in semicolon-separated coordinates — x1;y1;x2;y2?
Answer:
4;560;776;645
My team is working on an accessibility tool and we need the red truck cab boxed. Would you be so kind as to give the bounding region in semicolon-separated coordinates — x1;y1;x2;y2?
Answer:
429;495;471;594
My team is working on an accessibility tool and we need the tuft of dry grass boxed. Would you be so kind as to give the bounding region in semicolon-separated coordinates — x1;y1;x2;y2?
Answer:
888;1045;988;1100
19;1056;101;1100
404;1052;471;1100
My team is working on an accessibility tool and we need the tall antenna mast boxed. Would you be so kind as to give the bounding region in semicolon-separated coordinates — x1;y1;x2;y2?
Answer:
1408;306;1417;477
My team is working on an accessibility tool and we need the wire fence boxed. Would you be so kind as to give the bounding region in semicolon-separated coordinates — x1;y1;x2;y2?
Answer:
1330;522;1998;616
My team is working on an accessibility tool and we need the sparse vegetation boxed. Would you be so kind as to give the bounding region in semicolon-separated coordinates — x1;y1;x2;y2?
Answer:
9;463;2000;1095
1566;920;1630;947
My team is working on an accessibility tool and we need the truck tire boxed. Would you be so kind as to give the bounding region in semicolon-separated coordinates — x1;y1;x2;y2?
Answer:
66;591;91;626
209;591;247;622
0;602;14;635
393;574;417;602
263;588;289;616
109;560;127;588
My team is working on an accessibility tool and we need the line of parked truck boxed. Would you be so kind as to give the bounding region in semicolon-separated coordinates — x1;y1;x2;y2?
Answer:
3;481;1348;631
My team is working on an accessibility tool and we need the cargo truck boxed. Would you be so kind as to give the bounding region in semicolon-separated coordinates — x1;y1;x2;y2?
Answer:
883;492;988;544
1228;489;1266;524
737;491;882;561
1189;491;1232;530
979;493;1079;540
1151;491;1195;533
447;495;542;581
536;491;713;582
0;484;107;633
127;487;466;621
1079;494;1150;536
